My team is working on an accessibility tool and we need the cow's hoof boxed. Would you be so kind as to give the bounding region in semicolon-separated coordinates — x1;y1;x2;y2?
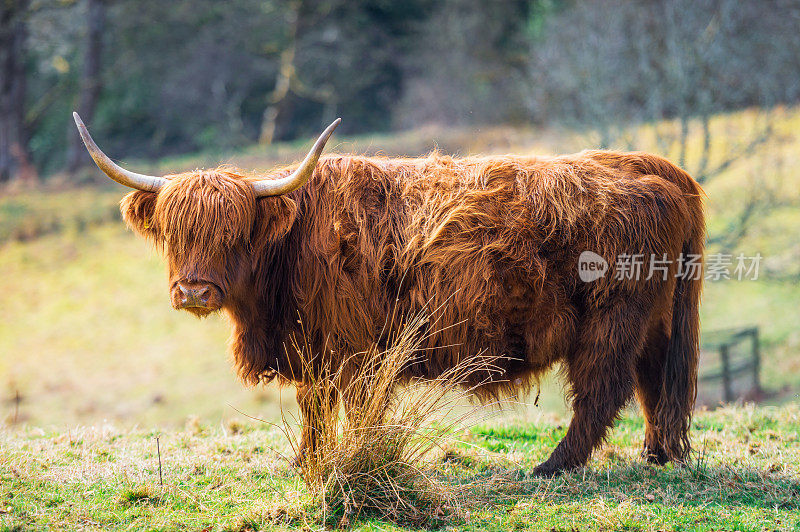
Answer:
531;462;565;478
642;445;669;466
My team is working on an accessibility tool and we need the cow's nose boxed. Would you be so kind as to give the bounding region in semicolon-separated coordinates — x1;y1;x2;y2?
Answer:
177;283;211;307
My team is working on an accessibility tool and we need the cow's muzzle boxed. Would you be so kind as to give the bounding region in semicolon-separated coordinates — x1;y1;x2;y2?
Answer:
171;281;222;312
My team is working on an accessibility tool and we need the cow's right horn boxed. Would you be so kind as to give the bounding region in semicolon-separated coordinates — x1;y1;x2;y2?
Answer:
72;112;167;192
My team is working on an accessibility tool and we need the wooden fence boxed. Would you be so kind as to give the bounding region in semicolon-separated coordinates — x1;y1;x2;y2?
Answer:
699;326;761;403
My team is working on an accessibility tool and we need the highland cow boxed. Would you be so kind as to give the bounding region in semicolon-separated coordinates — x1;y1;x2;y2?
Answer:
74;112;704;476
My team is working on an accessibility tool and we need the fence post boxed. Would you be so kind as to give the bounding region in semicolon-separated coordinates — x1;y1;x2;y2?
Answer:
751;328;761;396
720;344;732;402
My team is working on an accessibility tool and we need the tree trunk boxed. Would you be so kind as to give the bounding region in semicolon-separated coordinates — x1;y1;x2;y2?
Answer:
67;0;107;174
258;0;336;144
0;0;35;185
259;0;302;145
259;46;296;145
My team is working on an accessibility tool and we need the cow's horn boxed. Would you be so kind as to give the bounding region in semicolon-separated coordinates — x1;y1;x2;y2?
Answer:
72;112;167;192
252;118;341;197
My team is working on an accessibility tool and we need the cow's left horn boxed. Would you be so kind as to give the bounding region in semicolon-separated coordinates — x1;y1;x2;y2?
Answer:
252;118;341;197
72;112;167;192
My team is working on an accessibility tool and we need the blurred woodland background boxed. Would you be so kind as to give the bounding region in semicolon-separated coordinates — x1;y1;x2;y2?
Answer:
2;0;799;180
2;0;800;428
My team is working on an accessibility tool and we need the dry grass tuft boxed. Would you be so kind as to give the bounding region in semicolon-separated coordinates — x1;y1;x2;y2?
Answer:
278;312;511;528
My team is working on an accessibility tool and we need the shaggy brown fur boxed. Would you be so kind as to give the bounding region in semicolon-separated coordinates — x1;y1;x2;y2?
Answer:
121;149;704;476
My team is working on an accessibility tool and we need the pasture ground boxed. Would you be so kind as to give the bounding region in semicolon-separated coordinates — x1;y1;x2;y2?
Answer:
1;404;799;531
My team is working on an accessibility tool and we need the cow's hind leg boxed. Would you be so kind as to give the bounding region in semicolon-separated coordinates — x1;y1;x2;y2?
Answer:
636;323;670;465
533;296;648;477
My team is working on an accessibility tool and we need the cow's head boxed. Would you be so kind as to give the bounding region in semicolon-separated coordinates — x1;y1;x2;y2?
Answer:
73;112;339;317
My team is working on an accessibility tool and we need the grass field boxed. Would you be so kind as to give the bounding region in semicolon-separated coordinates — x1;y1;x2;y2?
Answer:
1;404;798;530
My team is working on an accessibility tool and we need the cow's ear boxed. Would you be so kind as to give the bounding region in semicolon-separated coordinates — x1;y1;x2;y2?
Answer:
120;190;159;240
253;195;298;246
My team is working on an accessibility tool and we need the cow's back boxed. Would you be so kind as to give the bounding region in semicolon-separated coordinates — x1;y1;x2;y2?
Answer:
293;151;703;397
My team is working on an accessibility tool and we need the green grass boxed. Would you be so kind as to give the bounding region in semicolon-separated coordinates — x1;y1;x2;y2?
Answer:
0;187;121;242
0;224;286;428
1;405;798;530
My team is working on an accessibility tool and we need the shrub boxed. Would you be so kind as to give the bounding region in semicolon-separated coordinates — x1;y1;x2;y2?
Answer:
282;312;504;528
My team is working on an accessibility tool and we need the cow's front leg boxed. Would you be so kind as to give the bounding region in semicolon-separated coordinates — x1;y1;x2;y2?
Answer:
294;383;339;467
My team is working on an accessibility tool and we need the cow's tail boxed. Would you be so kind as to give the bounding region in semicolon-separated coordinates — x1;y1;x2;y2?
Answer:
656;182;704;465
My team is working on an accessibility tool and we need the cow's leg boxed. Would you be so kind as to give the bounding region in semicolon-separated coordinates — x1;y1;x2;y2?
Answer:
294;383;339;466
533;296;648;477
635;324;670;465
